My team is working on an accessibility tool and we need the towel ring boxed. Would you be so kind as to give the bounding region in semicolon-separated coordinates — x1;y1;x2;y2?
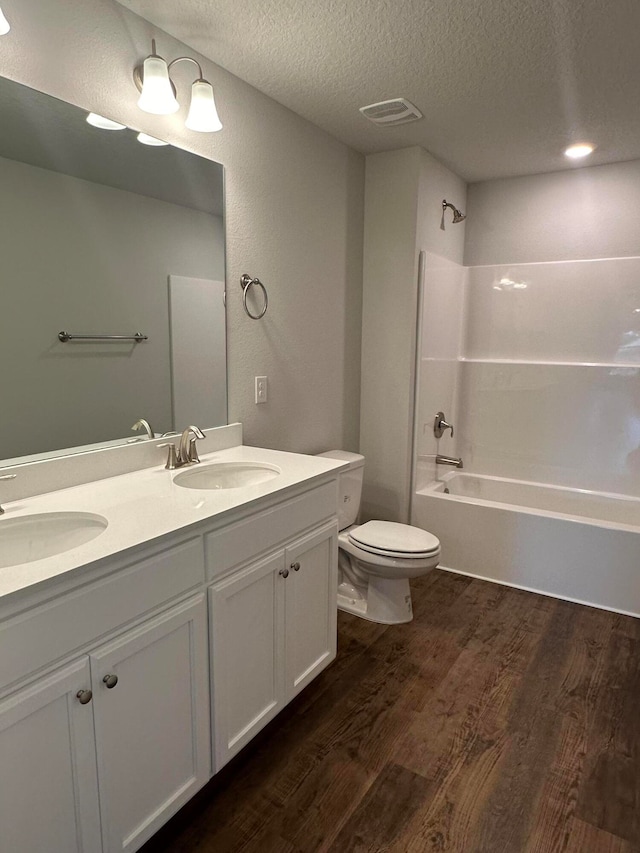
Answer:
240;274;268;320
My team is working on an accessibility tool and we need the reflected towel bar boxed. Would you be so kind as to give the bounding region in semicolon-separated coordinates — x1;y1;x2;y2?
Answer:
58;331;148;343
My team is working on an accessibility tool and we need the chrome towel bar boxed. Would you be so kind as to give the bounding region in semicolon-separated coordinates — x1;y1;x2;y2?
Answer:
58;331;148;343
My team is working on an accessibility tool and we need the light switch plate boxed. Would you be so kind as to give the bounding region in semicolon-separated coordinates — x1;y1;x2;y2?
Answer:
255;376;267;404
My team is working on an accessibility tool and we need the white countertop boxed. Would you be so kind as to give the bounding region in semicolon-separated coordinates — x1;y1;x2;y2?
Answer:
0;445;347;602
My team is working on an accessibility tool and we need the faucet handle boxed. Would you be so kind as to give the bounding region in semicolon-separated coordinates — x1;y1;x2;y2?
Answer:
434;411;454;438
188;437;201;464
158;443;178;470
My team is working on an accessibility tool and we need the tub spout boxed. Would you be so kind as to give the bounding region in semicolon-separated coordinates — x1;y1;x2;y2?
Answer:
436;454;463;469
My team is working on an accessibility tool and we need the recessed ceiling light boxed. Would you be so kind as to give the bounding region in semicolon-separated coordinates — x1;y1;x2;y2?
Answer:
86;113;127;131
136;132;169;147
564;143;595;160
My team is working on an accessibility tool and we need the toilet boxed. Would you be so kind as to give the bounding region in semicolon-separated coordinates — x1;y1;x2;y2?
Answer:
318;451;441;624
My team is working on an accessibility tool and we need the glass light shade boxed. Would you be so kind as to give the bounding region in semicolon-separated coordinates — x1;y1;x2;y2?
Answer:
0;6;10;35
185;80;222;132
86;113;127;131
136;132;169;147
137;55;179;115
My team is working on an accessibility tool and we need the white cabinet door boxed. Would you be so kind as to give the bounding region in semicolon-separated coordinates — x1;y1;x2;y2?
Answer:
284;522;338;698
210;551;285;771
0;658;102;853
90;595;210;853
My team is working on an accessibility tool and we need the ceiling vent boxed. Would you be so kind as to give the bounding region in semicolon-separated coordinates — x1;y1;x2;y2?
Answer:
359;98;423;127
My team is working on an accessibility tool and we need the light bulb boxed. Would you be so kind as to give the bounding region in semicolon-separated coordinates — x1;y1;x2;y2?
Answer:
86;113;127;131
185;80;222;132
136;132;169;147
0;6;10;35
564;143;595;160
137;54;179;115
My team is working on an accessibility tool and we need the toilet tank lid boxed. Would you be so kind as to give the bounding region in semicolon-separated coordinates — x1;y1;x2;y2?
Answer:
317;450;364;470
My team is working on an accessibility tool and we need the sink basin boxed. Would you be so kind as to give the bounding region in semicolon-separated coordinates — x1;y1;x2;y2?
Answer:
0;512;108;568
174;461;282;491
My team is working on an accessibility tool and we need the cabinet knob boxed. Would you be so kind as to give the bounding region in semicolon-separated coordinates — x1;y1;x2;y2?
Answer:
103;674;118;689
76;689;93;705
291;562;301;572
279;568;289;579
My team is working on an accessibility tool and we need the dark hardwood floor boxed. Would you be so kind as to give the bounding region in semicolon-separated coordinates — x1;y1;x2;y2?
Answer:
141;570;640;852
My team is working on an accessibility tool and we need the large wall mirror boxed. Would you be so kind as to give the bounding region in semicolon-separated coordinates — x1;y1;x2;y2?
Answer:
0;76;226;468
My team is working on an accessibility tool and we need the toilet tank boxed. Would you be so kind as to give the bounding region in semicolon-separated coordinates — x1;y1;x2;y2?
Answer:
317;450;364;530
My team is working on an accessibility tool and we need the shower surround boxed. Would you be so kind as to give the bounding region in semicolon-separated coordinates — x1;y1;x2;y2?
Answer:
413;252;640;615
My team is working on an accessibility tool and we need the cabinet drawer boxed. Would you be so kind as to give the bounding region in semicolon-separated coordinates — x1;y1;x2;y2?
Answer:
205;481;337;581
0;537;204;693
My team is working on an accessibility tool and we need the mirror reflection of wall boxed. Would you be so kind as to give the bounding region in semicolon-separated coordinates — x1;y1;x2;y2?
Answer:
0;76;226;466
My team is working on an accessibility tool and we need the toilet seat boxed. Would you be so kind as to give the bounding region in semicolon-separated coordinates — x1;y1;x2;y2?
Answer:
348;520;440;560
338;529;440;577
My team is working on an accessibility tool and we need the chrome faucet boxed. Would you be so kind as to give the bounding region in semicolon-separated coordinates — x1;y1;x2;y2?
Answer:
131;418;155;440
435;454;463;469
0;474;16;515
160;425;206;470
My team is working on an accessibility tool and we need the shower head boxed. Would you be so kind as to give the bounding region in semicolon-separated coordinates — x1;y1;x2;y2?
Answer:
442;199;466;224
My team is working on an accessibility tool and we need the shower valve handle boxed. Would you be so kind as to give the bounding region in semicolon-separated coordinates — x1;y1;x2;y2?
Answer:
434;412;454;439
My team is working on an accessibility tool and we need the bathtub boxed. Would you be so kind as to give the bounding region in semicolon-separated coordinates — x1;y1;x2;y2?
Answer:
412;471;640;617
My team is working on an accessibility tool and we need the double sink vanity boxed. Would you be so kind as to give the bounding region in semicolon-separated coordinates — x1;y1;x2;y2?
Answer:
0;68;339;853
0;424;347;853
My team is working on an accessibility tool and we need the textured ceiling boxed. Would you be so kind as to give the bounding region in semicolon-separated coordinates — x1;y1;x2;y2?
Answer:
118;0;640;182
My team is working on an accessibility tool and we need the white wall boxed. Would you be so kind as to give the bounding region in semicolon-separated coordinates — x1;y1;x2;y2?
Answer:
456;257;640;496
456;159;640;497
0;154;223;458
414;254;467;492
0;0;364;456
360;147;466;521
414;151;467;490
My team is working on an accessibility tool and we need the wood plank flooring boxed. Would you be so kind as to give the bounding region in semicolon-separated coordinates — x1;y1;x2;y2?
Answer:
140;571;640;853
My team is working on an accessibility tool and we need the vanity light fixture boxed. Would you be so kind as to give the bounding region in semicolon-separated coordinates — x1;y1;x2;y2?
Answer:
134;39;222;132
564;143;595;159
0;5;10;35
136;132;169;146
86;113;127;131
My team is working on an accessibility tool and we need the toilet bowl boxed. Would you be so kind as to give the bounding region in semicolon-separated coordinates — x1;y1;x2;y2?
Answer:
317;451;441;624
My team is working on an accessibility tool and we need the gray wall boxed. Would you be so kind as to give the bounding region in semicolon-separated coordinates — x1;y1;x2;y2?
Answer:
465;159;640;265
0;0;364;457
0;155;224;458
360;147;466;522
360;148;421;522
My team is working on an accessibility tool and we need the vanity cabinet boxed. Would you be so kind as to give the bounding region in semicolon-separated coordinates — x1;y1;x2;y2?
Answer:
91;594;210;853
210;521;337;770
0;462;342;853
0;594;210;853
0;658;102;853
